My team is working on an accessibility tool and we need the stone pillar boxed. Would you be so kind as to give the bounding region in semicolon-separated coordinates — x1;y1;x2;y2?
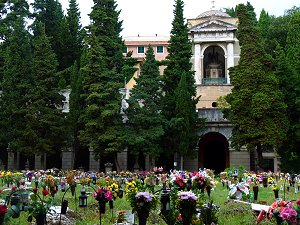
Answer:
62;148;74;170
226;42;234;84
194;43;202;84
7;150;16;171
145;155;150;171
117;149;128;171
35;154;45;170
89;148;100;171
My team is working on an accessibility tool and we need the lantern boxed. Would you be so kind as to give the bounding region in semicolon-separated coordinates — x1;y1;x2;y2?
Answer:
160;189;170;213
79;186;87;208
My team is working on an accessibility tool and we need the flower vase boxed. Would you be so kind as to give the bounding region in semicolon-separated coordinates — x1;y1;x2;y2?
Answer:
273;190;279;199
35;181;39;188
0;216;4;225
99;202;106;214
274;213;283;225
137;209;150;225
35;214;46;225
206;186;211;198
253;186;259;201
181;213;192;225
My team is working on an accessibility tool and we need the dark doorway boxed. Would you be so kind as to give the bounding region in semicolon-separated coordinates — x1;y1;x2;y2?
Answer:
46;151;62;169
198;132;229;174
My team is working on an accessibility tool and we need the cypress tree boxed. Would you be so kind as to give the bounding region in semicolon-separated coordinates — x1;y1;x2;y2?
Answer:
79;0;124;161
65;0;82;67
124;45;164;161
274;44;300;172
0;17;33;154
24;22;65;156
224;4;288;168
162;0;200;161
258;9;271;43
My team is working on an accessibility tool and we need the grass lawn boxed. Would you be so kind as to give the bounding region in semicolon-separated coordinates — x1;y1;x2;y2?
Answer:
0;178;299;224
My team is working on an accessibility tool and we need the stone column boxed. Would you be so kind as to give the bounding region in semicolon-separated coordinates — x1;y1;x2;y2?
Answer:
194;43;202;84
117;149;128;171
226;42;234;84
7;150;16;171
35;154;45;170
62;148;74;170
89;148;100;171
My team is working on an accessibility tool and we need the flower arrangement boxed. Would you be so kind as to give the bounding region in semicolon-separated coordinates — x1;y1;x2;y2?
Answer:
272;185;280;192
280;206;297;224
177;191;198;225
116;210;126;223
93;187;113;203
228;183;250;200
130;191;157;225
192;172;206;190
65;171;76;186
27;189;53;222
172;176;185;190
108;182;121;200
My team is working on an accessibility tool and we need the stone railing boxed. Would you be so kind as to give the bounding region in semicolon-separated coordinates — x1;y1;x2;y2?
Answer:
197;108;228;122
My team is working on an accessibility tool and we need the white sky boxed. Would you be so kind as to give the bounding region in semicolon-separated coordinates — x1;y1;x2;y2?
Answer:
59;0;300;37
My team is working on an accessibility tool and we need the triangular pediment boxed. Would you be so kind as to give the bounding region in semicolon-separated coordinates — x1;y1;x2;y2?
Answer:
190;19;237;32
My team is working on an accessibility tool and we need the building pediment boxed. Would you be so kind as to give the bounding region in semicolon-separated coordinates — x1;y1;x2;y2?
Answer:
190;20;237;32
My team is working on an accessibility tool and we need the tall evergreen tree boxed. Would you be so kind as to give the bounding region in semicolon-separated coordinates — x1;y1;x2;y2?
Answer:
79;0;124;162
23;22;66;156
278;12;300;172
88;0;124;74
223;4;288;168
274;44;300;172
0;17;33;154
162;0;200;161
124;45;164;162
32;0;68;71
65;0;82;67
258;9;271;43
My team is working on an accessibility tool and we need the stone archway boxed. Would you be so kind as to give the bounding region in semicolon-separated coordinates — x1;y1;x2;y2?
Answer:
198;132;229;174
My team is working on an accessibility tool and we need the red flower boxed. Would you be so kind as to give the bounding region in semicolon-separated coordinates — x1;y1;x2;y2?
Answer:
42;189;49;196
33;188;38;194
177;214;182;220
11;185;17;191
0;189;2;194
0;205;7;216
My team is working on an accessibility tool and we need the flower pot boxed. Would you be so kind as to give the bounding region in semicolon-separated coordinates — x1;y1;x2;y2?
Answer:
35;214;46;225
137;209;150;225
253;186;259;201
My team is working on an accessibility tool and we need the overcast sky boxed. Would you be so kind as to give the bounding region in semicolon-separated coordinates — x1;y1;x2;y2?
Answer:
59;0;300;37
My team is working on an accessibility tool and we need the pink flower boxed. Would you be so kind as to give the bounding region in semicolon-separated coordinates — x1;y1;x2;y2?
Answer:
296;199;300;206
280;207;297;223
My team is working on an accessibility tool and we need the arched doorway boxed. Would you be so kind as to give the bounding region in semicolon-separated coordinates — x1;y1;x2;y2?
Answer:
198;132;229;174
203;45;226;84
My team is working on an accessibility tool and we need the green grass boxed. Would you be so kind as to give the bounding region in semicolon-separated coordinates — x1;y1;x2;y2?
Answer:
1;179;299;225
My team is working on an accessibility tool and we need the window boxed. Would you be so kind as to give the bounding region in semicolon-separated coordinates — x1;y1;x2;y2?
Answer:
137;46;144;53
123;47;127;54
157;46;164;53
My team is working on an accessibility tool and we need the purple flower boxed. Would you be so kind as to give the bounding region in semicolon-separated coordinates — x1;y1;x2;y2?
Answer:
135;192;153;202
280;207;297;223
178;191;197;201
